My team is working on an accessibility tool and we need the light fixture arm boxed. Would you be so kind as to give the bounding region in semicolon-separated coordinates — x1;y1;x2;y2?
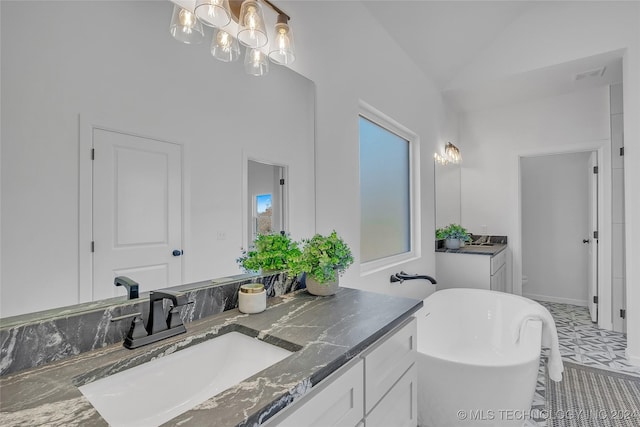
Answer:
261;0;290;22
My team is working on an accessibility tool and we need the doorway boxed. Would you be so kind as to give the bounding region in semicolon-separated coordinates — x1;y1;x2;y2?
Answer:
517;143;612;330
246;159;287;249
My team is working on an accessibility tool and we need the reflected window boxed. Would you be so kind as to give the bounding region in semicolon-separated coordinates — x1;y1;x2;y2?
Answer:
256;194;273;235
359;105;418;269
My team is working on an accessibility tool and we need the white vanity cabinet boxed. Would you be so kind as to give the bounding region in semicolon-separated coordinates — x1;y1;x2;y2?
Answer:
267;317;417;427
272;358;364;427
436;248;508;292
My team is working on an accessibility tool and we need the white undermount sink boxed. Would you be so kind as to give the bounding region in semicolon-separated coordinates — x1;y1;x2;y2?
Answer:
79;331;293;427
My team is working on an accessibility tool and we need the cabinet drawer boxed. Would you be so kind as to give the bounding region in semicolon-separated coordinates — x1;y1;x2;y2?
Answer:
363;317;416;413
365;363;417;427
490;250;506;275
273;359;364;427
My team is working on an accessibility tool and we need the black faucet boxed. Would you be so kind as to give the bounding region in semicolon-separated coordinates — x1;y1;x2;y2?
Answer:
123;290;190;349
114;276;139;299
390;271;437;284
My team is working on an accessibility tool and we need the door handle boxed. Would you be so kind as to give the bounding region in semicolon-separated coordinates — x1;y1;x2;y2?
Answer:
172;249;183;256
582;239;590;244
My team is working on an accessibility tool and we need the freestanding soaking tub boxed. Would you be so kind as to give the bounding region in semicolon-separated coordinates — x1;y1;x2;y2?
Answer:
416;288;544;427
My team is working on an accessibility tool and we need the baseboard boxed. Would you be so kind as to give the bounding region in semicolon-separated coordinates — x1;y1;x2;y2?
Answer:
626;348;640;367
522;292;588;307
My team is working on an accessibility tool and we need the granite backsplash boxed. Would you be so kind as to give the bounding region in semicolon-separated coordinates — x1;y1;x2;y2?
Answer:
0;272;302;376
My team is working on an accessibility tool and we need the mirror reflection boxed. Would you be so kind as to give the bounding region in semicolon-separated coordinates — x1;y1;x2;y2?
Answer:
0;1;315;318
434;160;462;229
247;160;287;249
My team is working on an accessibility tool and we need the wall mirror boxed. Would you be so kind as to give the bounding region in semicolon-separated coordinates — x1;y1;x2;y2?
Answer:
434;160;462;230
0;0;316;319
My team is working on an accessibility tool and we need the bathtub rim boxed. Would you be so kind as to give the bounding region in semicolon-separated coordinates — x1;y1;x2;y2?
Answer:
416;288;544;368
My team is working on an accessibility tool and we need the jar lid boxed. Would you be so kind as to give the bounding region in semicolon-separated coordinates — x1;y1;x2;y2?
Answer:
240;283;265;294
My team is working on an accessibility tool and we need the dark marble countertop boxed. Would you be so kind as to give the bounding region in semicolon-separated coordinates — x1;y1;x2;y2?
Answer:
435;243;507;256
0;288;422;426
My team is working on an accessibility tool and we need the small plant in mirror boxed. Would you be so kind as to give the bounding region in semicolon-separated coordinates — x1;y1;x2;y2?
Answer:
236;233;301;273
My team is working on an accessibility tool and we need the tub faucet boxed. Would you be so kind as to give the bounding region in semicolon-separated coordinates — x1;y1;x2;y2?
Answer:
390;271;437;285
122;289;191;349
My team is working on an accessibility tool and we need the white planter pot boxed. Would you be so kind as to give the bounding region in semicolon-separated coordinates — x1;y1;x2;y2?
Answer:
306;276;339;296
445;238;461;249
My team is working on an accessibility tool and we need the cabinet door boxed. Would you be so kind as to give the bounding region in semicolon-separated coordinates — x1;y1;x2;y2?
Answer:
365;364;417;427
363;318;416;413
435;253;491;290
273;359;364;427
490;263;507;292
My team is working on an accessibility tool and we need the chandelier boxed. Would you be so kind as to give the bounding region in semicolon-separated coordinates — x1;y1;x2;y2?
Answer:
169;0;295;76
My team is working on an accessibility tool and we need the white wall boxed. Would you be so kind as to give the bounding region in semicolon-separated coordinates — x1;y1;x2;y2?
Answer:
435;162;461;229
448;0;640;364
0;1;315;316
459;86;611;320
281;1;452;300
521;152;591;306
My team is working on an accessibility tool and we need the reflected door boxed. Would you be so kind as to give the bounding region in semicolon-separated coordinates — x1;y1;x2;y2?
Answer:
92;129;183;300
247;160;285;247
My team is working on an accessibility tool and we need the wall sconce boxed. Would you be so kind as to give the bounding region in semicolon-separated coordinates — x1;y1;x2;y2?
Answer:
445;142;461;164
434;142;461;165
169;0;296;76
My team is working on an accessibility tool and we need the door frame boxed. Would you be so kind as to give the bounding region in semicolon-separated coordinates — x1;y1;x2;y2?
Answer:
79;114;187;303
514;139;612;330
241;151;289;252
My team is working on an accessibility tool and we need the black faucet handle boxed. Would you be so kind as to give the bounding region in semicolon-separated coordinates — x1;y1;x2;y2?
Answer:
127;316;148;339
167;306;184;329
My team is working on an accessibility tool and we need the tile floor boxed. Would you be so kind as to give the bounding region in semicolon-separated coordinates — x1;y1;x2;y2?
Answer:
525;301;640;427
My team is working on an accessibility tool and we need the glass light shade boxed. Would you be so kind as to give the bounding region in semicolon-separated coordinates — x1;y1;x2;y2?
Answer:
445;142;461;163
194;0;231;28
237;0;268;48
244;48;269;76
211;29;240;62
169;5;204;45
268;17;295;65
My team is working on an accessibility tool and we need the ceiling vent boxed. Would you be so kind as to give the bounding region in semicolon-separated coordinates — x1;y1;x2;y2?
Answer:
574;66;606;81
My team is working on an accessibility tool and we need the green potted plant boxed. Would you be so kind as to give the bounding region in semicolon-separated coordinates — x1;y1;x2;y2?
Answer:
236;233;301;273
436;224;471;249
291;230;354;296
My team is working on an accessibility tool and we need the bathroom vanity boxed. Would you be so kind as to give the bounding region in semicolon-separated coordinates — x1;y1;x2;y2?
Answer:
435;239;508;292
0;288;421;426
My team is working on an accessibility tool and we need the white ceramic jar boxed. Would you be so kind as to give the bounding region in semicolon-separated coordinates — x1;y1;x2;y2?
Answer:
238;283;266;314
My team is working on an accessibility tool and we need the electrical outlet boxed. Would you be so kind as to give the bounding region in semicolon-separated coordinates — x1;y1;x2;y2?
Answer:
217;231;226;240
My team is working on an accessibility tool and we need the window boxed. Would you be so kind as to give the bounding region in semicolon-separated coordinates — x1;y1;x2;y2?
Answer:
359;103;419;271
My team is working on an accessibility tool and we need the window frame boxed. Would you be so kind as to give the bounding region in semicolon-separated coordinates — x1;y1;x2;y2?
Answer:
358;101;421;275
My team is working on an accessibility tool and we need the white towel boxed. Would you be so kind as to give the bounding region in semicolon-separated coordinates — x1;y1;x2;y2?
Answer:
512;302;564;382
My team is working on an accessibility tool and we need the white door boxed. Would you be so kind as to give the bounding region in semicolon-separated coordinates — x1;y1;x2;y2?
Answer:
587;152;598;322
92;129;183;300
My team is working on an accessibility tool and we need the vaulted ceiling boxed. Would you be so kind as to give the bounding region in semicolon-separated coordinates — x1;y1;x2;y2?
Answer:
363;1;622;111
363;1;533;90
